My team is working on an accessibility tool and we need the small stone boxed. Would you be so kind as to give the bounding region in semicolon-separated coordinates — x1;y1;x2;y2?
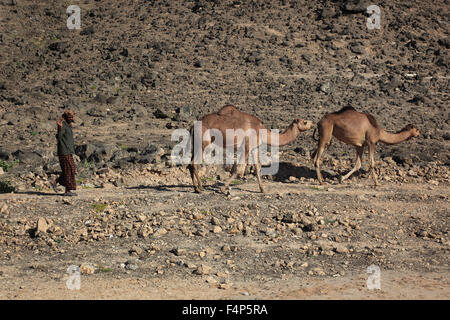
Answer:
219;283;231;290
0;204;8;214
229;227;239;234
129;245;143;256
153;228;167;237
312;267;325;276
36;217;48;235
213;226;222;233
137;215;146;222
192;213;203;220
194;264;212;275
210;217;220;225
205;276;218;284
334;244;349;254
80;263;96;275
171;248;186;256
125;259;139;270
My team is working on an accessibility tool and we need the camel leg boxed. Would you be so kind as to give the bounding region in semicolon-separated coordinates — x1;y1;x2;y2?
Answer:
190;139;210;193
188;163;197;191
220;140;247;194
313;145;325;184
367;143;380;186
195;140;213;192
236;143;251;178
193;164;204;192
251;147;265;193
220;169;240;194
231;163;246;178
313;124;332;185
189;162;203;193
340;146;363;183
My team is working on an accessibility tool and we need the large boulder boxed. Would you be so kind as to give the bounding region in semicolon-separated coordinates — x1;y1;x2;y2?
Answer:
342;0;371;13
12;149;43;165
76;144;120;164
138;144;165;164
0;147;11;160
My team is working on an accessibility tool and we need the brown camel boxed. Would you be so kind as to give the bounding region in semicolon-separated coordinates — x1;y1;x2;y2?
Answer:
188;105;313;193
312;106;420;185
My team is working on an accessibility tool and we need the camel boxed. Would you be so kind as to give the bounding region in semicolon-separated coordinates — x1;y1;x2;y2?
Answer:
312;106;420;186
188;105;313;193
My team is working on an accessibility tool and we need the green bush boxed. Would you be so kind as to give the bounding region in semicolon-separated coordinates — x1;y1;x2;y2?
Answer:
0;180;15;193
91;203;108;213
0;159;19;172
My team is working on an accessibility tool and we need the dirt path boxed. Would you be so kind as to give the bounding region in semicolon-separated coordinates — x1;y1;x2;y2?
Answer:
1;270;448;300
0;173;449;300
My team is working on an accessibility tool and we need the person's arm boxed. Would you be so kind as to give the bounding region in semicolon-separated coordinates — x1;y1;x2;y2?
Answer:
57;119;65;140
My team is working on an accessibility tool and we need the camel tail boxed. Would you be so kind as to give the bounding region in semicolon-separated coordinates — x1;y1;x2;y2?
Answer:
312;128;318;142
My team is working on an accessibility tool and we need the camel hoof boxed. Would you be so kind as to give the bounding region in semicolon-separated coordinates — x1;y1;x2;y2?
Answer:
260;188;266;194
194;188;202;193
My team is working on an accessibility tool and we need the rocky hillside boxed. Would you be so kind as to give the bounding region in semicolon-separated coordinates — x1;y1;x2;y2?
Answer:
0;0;448;187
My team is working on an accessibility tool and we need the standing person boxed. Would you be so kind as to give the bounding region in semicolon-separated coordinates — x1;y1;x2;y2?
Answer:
50;110;77;196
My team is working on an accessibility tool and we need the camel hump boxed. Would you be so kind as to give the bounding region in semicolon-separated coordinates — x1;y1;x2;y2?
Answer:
217;105;240;116
334;106;357;114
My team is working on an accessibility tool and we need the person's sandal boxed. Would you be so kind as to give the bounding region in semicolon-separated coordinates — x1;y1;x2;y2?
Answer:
63;191;77;197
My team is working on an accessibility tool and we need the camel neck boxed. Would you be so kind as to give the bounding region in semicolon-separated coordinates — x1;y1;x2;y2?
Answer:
379;129;413;145
265;124;299;146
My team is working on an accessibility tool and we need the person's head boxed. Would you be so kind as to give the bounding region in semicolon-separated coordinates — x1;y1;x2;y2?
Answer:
63;110;75;124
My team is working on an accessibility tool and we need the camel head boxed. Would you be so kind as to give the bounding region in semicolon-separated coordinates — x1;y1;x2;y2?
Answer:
399;124;420;138
292;119;313;132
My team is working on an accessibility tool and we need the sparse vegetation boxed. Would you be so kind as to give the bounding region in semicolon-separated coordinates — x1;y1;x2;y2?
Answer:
83;160;94;168
0;160;19;172
91;203;108;213
97;265;112;273
0;180;15;193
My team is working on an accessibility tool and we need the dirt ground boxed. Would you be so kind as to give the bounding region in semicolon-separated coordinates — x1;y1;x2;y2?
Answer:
0;168;448;300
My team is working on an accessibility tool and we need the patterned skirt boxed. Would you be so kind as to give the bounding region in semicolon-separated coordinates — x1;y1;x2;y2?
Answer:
57;154;77;191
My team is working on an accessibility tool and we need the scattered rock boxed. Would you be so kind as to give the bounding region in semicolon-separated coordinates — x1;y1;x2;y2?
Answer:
80;263;96;275
194;264;212;275
35;217;48;236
